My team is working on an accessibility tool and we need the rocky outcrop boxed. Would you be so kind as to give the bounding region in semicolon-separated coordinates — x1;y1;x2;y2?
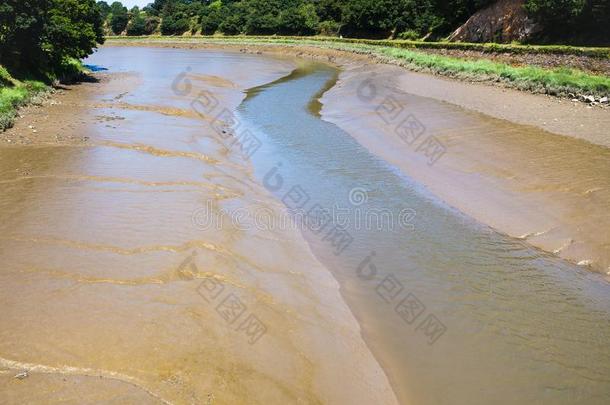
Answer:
448;0;541;43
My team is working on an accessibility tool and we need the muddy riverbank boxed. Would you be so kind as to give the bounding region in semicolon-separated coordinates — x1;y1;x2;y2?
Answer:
321;63;610;275
2;43;610;405
103;40;610;274
0;47;398;404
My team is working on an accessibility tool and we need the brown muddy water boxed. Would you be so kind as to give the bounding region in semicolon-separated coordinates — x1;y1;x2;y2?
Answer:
1;46;609;404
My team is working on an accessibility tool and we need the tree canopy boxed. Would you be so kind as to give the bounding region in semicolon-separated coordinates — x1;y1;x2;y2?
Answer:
94;0;608;44
0;0;104;77
1;0;606;78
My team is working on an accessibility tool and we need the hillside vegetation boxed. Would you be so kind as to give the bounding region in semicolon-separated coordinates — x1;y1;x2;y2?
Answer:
100;0;610;45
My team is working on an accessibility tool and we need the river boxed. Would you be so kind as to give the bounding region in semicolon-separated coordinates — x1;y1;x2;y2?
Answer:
238;60;610;404
1;46;609;404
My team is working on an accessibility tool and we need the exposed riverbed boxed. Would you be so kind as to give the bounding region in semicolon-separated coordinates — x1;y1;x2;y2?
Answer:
0;47;397;404
1;45;609;404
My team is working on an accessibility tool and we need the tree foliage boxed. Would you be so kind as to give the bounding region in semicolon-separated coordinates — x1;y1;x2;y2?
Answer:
0;0;104;76
109;1;128;34
525;0;610;43
96;0;609;44
97;1;111;19
127;11;147;35
7;0;600;47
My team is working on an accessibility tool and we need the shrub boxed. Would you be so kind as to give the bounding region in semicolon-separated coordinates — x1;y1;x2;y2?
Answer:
144;16;160;34
397;30;419;40
160;15;189;35
318;20;340;36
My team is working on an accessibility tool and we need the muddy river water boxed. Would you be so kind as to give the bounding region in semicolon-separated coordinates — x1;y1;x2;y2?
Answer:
1;46;609;404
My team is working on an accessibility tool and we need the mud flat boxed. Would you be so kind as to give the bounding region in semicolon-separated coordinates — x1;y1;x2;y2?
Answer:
2;41;610;405
320;63;610;275
0;47;398;404
107;39;610;275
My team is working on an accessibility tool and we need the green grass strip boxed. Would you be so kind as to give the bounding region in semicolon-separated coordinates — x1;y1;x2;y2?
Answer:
106;35;610;58
0;66;48;131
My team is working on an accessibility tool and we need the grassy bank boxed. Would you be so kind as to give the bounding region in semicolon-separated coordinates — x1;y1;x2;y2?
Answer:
108;35;610;58
0;66;48;131
313;37;610;58
108;36;610;98
0;59;88;131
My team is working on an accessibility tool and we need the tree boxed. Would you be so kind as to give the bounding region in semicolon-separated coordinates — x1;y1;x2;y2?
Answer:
97;0;111;20
219;16;243;34
243;0;282;34
127;12;146;35
160;15;181;34
525;0;586;26
85;0;609;45
340;0;398;37
314;0;343;22
278;7;305;34
0;0;103;76
392;0;441;38
299;3;320;34
318;19;340;35
218;2;246;35
45;0;105;62
0;0;50;72
525;0;609;43
145;0;168;16
200;0;224;35
277;2;319;35
109;1;128;34
144;16;161;34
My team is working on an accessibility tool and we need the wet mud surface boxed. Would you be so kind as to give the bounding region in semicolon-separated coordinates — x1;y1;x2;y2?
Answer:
0;47;398;404
1;44;609;405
